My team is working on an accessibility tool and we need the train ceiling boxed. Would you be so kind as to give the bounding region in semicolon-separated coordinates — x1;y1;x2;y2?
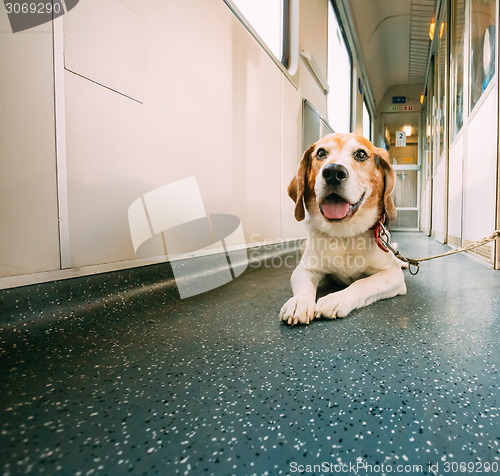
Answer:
346;0;438;109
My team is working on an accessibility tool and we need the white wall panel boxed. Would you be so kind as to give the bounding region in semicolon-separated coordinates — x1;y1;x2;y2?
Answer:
281;77;304;240
0;11;60;277
298;0;328;117
64;0;145;102
64;0;283;267
431;159;446;243
420;177;432;236
447;135;464;242
1;0;331;285
64;72;146;267
464;89;497;243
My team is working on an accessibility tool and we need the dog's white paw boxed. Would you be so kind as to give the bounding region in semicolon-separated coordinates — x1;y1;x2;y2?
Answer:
314;290;356;319
280;296;316;325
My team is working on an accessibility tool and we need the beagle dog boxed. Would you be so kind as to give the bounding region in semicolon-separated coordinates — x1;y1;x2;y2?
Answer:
280;132;406;325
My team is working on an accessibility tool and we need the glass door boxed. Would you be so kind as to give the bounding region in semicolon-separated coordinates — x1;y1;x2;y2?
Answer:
391;165;420;231
383;112;421;231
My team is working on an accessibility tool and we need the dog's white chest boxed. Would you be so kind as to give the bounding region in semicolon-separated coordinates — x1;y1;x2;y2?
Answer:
302;234;374;280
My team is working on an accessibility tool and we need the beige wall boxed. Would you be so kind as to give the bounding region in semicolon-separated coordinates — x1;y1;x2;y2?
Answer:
0;0;331;283
0;9;60;278
390;145;418;165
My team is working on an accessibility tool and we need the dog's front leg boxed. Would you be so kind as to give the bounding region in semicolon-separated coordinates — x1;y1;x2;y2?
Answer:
280;264;323;325
315;266;406;319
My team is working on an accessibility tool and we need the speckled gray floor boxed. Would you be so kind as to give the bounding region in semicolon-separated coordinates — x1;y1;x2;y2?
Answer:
1;232;499;475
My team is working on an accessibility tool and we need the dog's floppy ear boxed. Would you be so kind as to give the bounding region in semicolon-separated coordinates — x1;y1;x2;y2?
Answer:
288;144;315;221
375;148;397;221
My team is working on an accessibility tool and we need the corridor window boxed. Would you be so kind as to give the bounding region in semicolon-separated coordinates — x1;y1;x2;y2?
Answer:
470;0;497;110
437;4;448;159
450;0;465;141
327;2;352;133
228;0;288;67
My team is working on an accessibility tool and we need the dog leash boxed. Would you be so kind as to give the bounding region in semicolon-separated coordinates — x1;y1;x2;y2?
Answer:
375;218;500;276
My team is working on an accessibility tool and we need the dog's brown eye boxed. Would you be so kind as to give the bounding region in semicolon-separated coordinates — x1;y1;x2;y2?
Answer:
316;148;328;160
354;149;368;161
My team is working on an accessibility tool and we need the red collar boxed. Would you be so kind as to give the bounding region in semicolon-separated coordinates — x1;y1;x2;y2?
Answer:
373;214;390;253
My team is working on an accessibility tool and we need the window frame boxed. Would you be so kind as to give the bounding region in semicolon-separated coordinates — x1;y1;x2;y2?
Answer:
449;0;466;145
436;0;449;163
468;0;497;114
362;98;372;140
223;0;296;75
327;0;353;133
281;0;291;69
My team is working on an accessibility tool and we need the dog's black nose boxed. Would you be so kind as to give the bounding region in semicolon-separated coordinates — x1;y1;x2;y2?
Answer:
322;163;348;185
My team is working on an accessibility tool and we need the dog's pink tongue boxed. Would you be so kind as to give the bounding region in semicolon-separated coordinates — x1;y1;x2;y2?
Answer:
322;196;350;219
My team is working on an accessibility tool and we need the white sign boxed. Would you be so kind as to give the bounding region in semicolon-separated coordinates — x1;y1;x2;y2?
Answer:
395;131;406;147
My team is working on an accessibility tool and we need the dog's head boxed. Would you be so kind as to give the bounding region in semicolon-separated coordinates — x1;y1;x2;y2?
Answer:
288;132;396;237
